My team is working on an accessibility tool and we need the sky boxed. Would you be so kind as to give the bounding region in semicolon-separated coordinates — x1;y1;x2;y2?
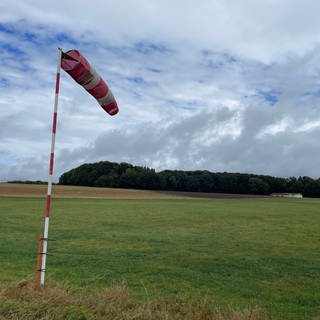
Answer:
1;0;320;182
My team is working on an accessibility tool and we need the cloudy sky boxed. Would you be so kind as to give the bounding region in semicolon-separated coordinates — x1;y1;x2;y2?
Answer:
1;0;320;182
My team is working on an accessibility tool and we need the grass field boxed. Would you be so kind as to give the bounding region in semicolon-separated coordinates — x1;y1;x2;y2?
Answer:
0;184;319;319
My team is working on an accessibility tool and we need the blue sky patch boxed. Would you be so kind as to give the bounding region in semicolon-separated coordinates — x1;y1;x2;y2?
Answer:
0;21;80;49
55;32;78;46
202;50;237;70
0;78;10;87
148;67;161;73
1;43;25;56
134;40;171;55
127;76;146;84
165;99;198;110
0;21;39;44
304;90;320;97
23;31;37;42
100;44;132;58
256;89;280;105
0;23;16;35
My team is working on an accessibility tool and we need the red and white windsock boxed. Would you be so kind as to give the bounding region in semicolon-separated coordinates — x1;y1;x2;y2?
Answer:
38;48;120;288
61;49;119;116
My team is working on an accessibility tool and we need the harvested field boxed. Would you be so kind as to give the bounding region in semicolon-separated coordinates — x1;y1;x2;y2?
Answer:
0;183;269;200
158;190;270;199
0;183;184;199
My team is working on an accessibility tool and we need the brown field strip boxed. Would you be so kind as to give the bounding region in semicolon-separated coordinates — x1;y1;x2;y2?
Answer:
0;183;183;199
0;183;268;200
158;190;270;199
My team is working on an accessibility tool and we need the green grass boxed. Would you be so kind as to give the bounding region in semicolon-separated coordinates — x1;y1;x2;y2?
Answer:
0;197;319;319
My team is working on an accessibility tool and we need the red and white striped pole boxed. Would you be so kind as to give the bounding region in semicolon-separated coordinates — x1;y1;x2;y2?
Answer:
40;48;62;286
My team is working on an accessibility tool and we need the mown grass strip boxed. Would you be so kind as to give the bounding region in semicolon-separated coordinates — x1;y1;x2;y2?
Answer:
0;279;270;320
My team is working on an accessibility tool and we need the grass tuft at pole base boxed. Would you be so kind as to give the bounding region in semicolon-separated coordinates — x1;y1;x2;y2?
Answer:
0;279;270;320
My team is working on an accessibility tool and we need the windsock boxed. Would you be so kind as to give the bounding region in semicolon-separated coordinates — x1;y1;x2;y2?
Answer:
61;49;118;116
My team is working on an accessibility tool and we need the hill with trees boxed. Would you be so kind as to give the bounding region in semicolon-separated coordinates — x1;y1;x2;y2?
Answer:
58;161;320;197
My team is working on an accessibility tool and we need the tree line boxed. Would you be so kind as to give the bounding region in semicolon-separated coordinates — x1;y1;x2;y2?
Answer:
58;161;320;197
8;180;48;185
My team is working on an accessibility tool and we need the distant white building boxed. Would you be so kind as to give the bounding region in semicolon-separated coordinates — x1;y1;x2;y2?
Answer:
270;193;303;198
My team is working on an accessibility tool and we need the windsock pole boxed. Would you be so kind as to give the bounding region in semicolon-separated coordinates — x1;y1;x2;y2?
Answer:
39;48;62;287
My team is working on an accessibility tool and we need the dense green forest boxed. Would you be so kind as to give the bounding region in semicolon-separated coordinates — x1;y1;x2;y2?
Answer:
58;161;320;197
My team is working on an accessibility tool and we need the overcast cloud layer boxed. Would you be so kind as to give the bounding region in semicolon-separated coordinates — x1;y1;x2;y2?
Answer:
1;0;320;181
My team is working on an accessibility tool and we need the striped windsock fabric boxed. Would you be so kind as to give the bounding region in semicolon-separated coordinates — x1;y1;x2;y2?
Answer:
61;50;119;116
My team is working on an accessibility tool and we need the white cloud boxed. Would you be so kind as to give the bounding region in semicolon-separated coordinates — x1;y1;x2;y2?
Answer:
1;1;320;181
2;0;320;62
